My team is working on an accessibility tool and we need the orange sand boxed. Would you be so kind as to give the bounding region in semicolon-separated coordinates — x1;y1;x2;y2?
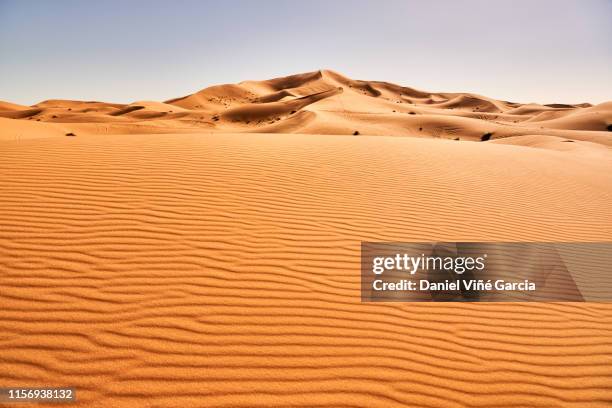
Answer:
1;71;611;407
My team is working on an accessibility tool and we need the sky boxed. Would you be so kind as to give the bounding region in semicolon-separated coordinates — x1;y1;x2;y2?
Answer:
1;0;610;105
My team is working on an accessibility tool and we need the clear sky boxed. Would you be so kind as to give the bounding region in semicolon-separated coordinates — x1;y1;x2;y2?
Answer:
1;0;610;105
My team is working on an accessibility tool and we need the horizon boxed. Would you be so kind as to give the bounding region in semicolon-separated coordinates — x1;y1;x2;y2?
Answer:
1;0;611;106
4;68;608;107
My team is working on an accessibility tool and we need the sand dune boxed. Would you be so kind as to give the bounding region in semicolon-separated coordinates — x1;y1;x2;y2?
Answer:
1;71;612;407
2;70;611;144
0;100;31;111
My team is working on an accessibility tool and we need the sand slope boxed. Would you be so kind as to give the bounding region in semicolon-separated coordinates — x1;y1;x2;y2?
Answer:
1;132;612;407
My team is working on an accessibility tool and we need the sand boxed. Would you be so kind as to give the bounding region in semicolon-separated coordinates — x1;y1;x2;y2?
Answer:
2;70;611;145
1;71;612;407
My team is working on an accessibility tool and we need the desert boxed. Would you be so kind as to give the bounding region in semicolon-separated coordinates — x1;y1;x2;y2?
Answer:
1;68;611;406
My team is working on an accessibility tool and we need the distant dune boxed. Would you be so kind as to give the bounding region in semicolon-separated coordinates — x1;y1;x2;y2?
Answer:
1;71;611;407
2;69;611;147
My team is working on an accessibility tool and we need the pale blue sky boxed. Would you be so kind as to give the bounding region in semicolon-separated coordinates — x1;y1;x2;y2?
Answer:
1;0;610;105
